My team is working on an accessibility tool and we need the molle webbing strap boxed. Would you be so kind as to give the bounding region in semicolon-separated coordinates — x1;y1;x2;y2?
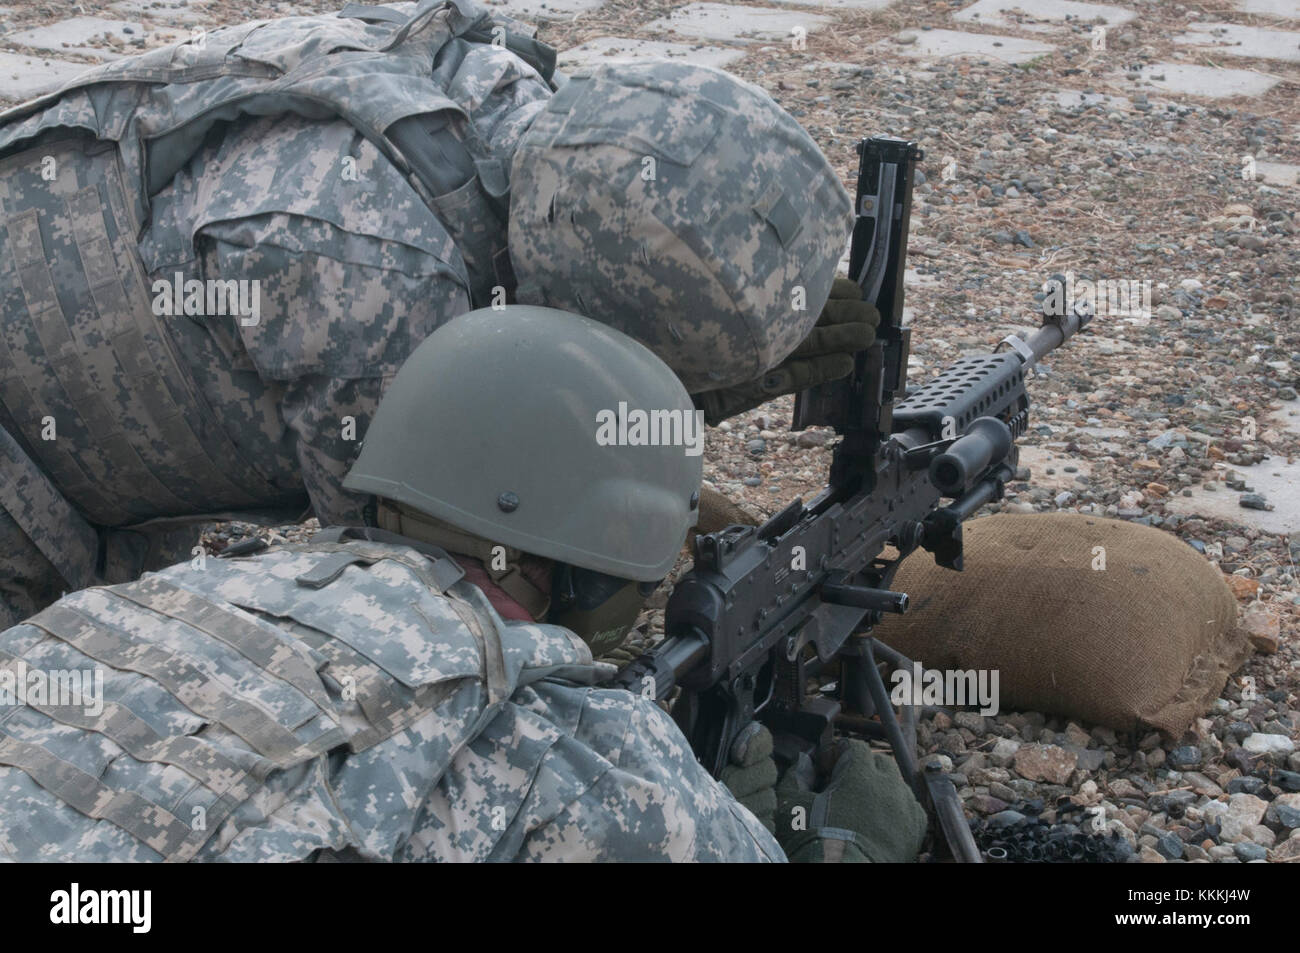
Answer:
94;168;292;509
0;424;101;590
375;503;550;620
0;142;291;525
0;733;205;861
309;637;460;752
442;584;508;707
0;645;269;798
108;575;333;712
25;600;345;767
4;206;148;525
293;531;511;707
293;534;465;595
67;185;268;508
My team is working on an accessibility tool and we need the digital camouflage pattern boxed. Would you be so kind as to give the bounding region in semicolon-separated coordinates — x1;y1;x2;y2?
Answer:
0;0;553;619
510;60;854;393
0;538;783;862
0;0;852;626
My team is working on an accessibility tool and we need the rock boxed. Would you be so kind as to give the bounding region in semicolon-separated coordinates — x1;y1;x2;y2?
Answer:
1138;845;1167;863
959;751;987;773
1225;575;1260;600
1270;838;1300;862
1239;493;1272;511
1152;830;1185;860
1241;603;1281;654
1243;733;1295;755
1013;744;1078;785
953;711;986;733
988;810;1026;828
1091;726;1118;747
1226;721;1256;744
990;737;1021;768
1168;746;1202;770
1062;745;1105;772
1266;794;1300;831
795;430;833;449
1108;779;1144;800
1248;825;1276;847
969;767;1010;786
1182;772;1224;797
1234;842;1268;861
1218;793;1269;842
989;781;1019;803
922;753;954;772
1227;776;1267;796
1106;819;1138;847
969;794;1010;814
1208;844;1237;862
1064;722;1091;747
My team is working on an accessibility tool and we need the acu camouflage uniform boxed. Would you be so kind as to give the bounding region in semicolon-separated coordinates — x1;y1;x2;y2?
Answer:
0;0;555;624
0;534;782;861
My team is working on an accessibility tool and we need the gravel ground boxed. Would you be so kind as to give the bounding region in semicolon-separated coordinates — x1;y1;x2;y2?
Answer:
2;0;1297;861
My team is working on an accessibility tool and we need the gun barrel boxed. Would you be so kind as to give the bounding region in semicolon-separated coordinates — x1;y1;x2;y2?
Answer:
1007;307;1092;369
929;416;1012;495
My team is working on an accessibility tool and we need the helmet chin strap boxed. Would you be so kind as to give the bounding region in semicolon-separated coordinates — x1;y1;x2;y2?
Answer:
375;499;552;620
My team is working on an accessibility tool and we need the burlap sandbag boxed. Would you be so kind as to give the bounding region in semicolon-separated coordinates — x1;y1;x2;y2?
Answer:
877;513;1250;737
689;485;762;549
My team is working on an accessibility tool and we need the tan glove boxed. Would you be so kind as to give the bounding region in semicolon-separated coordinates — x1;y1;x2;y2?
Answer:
693;278;880;425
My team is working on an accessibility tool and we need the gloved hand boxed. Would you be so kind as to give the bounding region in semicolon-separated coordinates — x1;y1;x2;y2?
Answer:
719;722;778;833
693;278;880;425
775;739;927;863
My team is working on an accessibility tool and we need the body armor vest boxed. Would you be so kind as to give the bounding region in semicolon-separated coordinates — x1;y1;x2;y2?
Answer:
0;535;600;861
0;0;552;539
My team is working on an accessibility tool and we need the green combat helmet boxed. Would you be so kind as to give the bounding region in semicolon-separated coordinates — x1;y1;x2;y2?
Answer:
508;60;853;394
343;305;703;584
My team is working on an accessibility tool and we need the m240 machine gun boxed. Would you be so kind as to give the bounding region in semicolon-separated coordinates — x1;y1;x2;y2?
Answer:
615;136;1090;862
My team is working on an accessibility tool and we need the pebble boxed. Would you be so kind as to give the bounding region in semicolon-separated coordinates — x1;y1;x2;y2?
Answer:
1226;776;1267;796
988;810;1027;828
1013;744;1078;785
1243;733;1295;755
990;737;1021;768
1234;842;1268;862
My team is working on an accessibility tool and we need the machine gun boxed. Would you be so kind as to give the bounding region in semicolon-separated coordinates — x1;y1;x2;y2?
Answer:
614;136;1090;862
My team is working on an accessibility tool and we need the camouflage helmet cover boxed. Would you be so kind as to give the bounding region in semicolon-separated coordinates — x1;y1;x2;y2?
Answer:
343;306;703;581
508;60;853;394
